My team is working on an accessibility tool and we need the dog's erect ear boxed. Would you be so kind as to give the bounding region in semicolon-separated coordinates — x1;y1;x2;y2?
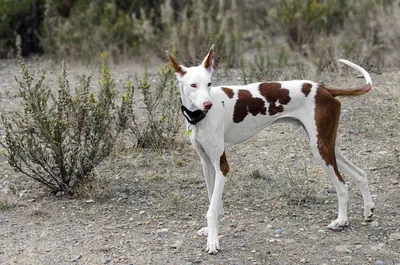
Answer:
201;44;214;72
166;50;186;77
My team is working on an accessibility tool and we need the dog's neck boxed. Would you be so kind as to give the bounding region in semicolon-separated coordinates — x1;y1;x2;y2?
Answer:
178;81;207;125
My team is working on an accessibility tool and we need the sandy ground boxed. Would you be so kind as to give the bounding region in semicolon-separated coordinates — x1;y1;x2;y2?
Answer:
0;58;399;265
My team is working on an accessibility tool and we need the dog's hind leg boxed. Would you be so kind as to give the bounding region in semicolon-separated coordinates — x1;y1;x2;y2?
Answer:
335;147;374;221
302;88;349;230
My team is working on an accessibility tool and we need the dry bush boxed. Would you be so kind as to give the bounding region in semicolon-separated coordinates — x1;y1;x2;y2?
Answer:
276;163;322;205
0;58;133;195
125;60;182;149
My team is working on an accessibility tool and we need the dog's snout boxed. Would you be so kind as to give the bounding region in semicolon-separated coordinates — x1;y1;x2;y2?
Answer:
203;101;213;110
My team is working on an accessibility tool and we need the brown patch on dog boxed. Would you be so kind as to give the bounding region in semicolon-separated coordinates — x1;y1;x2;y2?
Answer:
167;52;186;76
302;83;312;97
204;48;214;70
221;87;234;99
233;90;267;123
220;151;229;176
259;82;291;116
314;87;345;183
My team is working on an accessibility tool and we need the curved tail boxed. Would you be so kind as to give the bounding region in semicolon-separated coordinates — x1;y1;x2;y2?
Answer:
324;59;372;97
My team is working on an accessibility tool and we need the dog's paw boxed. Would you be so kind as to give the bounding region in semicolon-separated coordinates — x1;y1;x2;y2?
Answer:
364;203;375;222
197;227;208;236
207;232;220;254
328;218;349;231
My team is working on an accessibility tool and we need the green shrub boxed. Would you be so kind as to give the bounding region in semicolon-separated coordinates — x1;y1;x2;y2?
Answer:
0;58;132;195
125;59;182;148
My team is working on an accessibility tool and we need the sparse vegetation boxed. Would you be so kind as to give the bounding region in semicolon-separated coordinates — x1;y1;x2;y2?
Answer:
277;163;321;205
126;59;182;148
2;0;399;70
0;57;133;195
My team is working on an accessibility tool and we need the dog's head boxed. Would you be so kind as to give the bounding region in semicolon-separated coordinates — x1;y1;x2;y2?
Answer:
166;45;214;112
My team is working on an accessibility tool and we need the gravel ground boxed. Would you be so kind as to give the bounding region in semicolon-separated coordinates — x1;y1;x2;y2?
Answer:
0;58;399;265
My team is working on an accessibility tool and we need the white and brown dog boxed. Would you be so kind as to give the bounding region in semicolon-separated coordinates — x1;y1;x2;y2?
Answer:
166;45;374;254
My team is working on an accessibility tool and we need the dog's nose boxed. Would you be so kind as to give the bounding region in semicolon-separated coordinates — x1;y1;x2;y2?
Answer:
203;101;213;111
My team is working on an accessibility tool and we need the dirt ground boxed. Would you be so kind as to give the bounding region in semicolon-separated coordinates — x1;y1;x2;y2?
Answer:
0;59;399;265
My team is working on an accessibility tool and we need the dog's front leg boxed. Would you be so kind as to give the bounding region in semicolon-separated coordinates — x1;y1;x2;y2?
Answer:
192;140;225;238
206;164;226;254
192;141;216;202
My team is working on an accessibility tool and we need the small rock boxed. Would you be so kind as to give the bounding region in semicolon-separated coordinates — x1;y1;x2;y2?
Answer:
137;247;146;252
156;228;169;234
184;262;193;265
104;256;111;264
266;224;273;229
251;249;256;253
139;210;146;215
268;239;275;243
197;227;208;236
392;180;399;185
171;240;183;249
318;229;326;234
239;243;246;247
128;217;134;222
235;224;246;232
375;260;385;265
70;255;82;262
285;239;296;244
274;228;284;234
28;199;36;202
389;232;400;240
85;199;94;203
335;245;348;253
253;262;262;265
274;234;282;238
193;258;202;263
300;258;308;263
370;221;379;227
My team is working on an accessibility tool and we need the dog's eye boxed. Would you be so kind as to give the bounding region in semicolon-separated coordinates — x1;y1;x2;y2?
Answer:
208;83;212;87
191;84;197;88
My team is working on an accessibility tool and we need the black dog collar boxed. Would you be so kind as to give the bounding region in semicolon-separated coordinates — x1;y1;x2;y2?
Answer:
181;105;206;125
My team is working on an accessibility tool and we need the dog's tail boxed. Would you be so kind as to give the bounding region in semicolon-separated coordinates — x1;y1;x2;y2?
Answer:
324;59;372;97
